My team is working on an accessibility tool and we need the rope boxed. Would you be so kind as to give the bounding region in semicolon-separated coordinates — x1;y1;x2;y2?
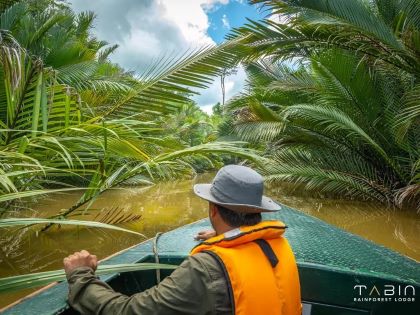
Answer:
153;232;163;284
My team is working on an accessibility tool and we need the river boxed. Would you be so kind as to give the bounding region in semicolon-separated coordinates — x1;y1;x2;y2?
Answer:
0;173;419;307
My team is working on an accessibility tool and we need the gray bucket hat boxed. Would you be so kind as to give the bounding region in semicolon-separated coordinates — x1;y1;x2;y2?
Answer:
193;165;281;213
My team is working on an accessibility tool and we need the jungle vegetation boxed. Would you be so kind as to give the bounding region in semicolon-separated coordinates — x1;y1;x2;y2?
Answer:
1;0;419;218
0;0;256;218
225;0;420;209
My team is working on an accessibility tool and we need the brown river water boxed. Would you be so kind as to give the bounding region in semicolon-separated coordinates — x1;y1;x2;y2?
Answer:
0;173;419;307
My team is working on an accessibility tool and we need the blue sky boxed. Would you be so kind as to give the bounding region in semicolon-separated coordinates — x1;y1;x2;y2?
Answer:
70;0;264;113
207;1;262;43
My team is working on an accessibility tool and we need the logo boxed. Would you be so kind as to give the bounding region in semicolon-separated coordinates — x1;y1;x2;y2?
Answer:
353;284;415;303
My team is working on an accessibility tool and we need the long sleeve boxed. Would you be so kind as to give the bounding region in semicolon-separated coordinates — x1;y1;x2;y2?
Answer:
67;253;227;315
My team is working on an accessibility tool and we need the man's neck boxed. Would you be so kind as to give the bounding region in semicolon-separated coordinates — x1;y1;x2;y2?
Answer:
215;224;236;236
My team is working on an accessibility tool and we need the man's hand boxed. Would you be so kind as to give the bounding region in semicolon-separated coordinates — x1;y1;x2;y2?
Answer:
194;230;216;241
64;250;98;276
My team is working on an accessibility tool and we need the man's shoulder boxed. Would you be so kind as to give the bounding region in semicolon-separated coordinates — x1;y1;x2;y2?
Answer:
184;251;223;280
188;251;231;312
186;251;220;268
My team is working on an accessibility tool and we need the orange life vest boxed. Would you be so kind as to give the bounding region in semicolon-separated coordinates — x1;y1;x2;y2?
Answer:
190;221;301;315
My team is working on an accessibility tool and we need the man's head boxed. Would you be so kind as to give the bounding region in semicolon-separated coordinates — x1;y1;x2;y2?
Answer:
208;202;262;232
194;165;280;234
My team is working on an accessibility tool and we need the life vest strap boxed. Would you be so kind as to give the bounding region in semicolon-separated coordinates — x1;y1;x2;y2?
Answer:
254;239;279;268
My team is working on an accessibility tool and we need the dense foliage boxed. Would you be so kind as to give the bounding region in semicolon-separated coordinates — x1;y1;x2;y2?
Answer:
1;0;418;215
225;0;420;208
0;0;256;216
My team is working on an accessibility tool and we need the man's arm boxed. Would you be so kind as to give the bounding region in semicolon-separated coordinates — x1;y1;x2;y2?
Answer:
65;251;216;315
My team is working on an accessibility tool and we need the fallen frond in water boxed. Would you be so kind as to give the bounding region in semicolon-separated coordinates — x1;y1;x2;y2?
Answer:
94;206;142;225
0;218;146;237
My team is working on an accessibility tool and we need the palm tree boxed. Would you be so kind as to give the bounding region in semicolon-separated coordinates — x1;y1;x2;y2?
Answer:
0;0;256;216
163;102;214;146
225;0;419;208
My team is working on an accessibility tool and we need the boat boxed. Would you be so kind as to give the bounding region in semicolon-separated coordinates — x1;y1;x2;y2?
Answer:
2;205;419;314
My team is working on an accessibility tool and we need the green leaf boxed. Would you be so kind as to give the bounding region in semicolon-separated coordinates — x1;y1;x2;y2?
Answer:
0;218;146;237
0;263;177;293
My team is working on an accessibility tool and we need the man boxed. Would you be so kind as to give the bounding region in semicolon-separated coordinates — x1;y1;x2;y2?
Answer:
64;165;301;314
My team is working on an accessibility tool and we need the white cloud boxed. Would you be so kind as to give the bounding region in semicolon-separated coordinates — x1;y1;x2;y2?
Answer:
160;0;215;46
202;0;229;13
71;0;219;69
70;0;246;107
200;104;215;115
222;14;230;29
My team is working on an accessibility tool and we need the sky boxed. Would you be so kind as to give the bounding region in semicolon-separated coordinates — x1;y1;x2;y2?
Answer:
69;0;264;114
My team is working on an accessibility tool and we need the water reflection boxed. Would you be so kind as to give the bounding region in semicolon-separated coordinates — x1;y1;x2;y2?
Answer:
266;185;419;261
0;173;419;307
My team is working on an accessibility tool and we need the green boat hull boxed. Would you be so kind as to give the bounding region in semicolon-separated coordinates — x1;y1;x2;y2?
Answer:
2;206;419;314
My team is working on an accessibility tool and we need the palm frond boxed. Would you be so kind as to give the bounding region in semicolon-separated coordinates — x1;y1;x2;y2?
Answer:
262;151;388;202
394;84;420;141
101;40;245;119
258;0;403;49
0;0;26;30
0;217;145;237
0;263;177;293
235;121;285;142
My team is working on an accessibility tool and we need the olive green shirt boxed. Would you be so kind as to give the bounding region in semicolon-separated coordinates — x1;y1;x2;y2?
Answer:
67;252;232;315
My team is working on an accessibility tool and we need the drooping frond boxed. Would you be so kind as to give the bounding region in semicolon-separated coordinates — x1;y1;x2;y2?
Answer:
101;41;246;119
394;84;420;142
230;1;420;76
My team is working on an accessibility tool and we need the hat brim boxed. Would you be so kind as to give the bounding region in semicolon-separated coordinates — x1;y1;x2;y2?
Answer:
193;184;281;213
